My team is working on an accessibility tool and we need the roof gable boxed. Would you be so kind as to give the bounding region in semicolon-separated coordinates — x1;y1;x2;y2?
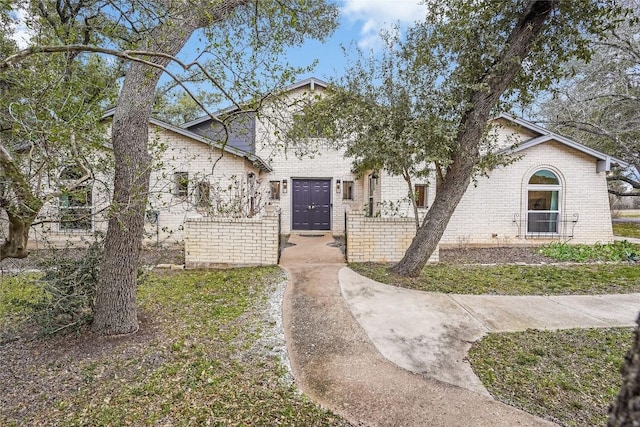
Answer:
101;108;271;172
496;113;628;172
181;77;328;129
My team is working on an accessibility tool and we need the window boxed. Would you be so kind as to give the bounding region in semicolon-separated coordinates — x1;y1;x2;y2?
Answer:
342;181;354;200
527;169;560;234
195;181;211;207
270;181;281;200
174;172;188;197
59;167;92;231
415;184;428;208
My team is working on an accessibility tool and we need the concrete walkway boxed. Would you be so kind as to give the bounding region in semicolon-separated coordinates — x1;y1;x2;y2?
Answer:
281;234;559;426
341;268;640;397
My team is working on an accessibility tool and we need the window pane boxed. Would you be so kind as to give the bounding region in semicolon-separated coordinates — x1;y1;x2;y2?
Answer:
196;182;211;207
59;187;92;230
174;172;188;196
529;169;559;185
528;190;558;210
415;185;427;207
342;181;354;200
528;212;558;233
270;181;281;200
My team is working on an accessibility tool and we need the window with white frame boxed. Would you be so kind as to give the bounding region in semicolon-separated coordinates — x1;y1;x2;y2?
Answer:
342;180;354;200
527;169;561;234
270;181;281;200
195;181;211;207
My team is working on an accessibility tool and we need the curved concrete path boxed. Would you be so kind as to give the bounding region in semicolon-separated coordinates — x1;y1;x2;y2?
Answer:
281;233;556;426
341;268;640;397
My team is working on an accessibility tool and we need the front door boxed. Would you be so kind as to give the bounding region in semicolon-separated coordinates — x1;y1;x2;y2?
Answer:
292;179;331;230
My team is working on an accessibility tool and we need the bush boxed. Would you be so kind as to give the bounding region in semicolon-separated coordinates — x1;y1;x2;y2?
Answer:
33;241;102;335
538;241;640;263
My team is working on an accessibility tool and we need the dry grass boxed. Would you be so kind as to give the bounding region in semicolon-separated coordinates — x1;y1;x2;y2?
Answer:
0;268;349;426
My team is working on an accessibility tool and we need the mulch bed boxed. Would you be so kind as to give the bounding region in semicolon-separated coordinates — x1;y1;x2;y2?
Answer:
440;246;553;264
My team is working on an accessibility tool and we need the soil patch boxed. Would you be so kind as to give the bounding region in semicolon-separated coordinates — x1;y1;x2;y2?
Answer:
0;246;184;272
440;246;553;264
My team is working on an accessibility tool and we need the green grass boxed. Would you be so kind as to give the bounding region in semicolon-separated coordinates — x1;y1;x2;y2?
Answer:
0;274;42;318
1;268;348;426
613;223;640;239
350;262;640;295
539;241;640;262
469;328;632;426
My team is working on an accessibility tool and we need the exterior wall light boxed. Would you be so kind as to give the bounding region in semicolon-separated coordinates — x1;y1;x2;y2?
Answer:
282;179;288;193
336;179;341;193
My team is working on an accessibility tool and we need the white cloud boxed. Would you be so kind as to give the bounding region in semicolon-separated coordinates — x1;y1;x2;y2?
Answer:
10;7;32;49
341;0;428;49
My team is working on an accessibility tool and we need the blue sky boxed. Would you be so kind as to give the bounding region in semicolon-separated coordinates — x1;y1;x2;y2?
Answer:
285;0;428;81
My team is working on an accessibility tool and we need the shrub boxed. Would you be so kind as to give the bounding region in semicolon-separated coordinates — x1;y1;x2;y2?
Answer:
539;241;640;263
33;241;102;335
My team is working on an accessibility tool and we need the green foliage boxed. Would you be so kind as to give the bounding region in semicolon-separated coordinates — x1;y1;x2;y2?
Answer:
469;328;632;426
351;262;640;295
32;242;103;335
537;0;640;169
539;241;640;262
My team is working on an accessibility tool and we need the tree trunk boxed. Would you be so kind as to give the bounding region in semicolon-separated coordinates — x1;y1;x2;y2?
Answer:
608;314;640;426
0;145;43;260
91;23;200;336
91;1;251;335
391;0;554;277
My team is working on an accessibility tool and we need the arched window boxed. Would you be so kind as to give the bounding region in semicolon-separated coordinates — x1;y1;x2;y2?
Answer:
527;169;560;234
59;167;92;231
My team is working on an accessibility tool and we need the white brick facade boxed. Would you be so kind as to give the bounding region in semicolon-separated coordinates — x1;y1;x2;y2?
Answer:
346;212;439;263
184;210;279;267
440;141;614;246
23;81;619;263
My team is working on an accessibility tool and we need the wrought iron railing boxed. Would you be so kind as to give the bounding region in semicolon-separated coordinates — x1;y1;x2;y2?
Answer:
513;213;579;240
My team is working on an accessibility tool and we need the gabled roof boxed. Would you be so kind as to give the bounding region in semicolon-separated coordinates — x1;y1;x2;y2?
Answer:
101;108;272;172
496;113;629;172
181;77;328;129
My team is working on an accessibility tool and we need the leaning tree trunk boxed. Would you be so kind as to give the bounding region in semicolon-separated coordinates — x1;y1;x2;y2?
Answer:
608;314;640;426
91;23;200;336
391;0;555;277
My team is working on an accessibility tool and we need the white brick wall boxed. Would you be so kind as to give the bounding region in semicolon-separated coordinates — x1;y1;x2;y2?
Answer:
254;86;362;234
184;210;279;267
346;212;439;263
146;125;261;244
440;141;614;246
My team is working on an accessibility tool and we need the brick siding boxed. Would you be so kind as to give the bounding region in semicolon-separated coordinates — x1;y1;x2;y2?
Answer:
346;212;439;263
184;210;279;268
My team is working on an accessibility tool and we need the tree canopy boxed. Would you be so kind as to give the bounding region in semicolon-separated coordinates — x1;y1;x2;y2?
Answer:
536;1;640;197
296;0;625;277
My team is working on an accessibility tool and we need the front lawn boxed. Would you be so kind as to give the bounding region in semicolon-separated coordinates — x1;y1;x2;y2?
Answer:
613;222;640;239
350;244;639;426
0;268;348;426
469;328;631;426
350;262;640;295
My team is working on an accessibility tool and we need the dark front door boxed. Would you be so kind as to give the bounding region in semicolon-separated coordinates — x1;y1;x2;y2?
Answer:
292;179;331;230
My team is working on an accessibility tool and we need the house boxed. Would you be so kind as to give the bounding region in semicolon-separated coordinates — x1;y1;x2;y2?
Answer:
27;77;625;254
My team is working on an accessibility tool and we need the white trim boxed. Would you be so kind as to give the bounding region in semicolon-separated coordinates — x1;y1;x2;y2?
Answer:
495;115;629;171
